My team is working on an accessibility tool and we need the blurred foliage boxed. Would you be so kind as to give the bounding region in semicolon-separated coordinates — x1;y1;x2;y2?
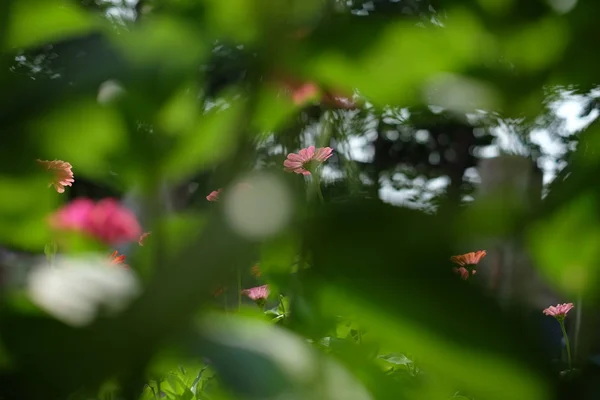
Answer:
1;0;600;399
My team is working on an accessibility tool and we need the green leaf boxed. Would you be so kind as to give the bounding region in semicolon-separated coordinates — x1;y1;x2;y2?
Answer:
528;192;600;296
378;353;412;366
0;175;57;250
5;0;95;50
113;16;206;72
34;100;127;181
160;99;243;181
301;10;491;106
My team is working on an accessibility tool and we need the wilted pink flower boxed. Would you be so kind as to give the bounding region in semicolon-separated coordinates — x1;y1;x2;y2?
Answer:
284;146;334;176
453;267;469;280
241;284;269;301
109;250;128;268
543;303;574;320
37;159;74;193
138;231;151;246
50;198;142;245
206;189;222;202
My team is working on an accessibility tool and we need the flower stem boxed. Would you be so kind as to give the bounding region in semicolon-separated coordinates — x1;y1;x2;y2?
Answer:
44;240;57;268
237;268;242;310
316;182;324;203
560;320;572;371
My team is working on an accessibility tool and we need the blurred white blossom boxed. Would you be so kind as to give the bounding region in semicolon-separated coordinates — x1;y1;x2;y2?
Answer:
27;255;141;327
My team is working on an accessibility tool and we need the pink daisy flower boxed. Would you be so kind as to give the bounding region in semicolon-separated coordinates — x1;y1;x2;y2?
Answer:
543;303;574;320
206;189;222;202
283;146;333;176
37;159;74;194
451;250;486;278
451;250;487;267
241;284;269;301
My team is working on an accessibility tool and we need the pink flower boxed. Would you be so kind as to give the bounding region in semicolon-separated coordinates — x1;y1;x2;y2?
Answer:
451;250;487;266
50;198;142;245
291;82;320;106
138;231;151;246
206;189;222;202
453;267;469;280
37;159;74;193
241;284;269;301
543;303;574;320
283;146;334;176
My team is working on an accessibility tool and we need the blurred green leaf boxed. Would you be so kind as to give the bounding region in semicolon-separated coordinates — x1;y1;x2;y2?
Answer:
198;313;373;400
5;0;95;50
160;99;244;180
529;192;600;297
0;176;57;250
33;100;127;181
502;17;568;71
302;9;492;106
113;15;206;72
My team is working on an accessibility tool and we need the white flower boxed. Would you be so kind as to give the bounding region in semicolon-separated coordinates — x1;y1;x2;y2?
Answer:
27;255;141;327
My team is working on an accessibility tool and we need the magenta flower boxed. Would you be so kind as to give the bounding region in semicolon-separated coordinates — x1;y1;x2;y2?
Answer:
37;159;74;193
206;189;222;202
543;303;574;320
50;198;142;245
283;146;333;176
241;284;269;301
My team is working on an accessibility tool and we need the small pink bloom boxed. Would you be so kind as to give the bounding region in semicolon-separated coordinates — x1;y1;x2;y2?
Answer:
206;189;222;202
50;198;142;245
241;284;269;301
37;159;74;194
283;145;334;176
138;231;151;246
291;82;320;106
451;250;487;266
109;250;128;268
453;267;469;280
543;303;574;320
